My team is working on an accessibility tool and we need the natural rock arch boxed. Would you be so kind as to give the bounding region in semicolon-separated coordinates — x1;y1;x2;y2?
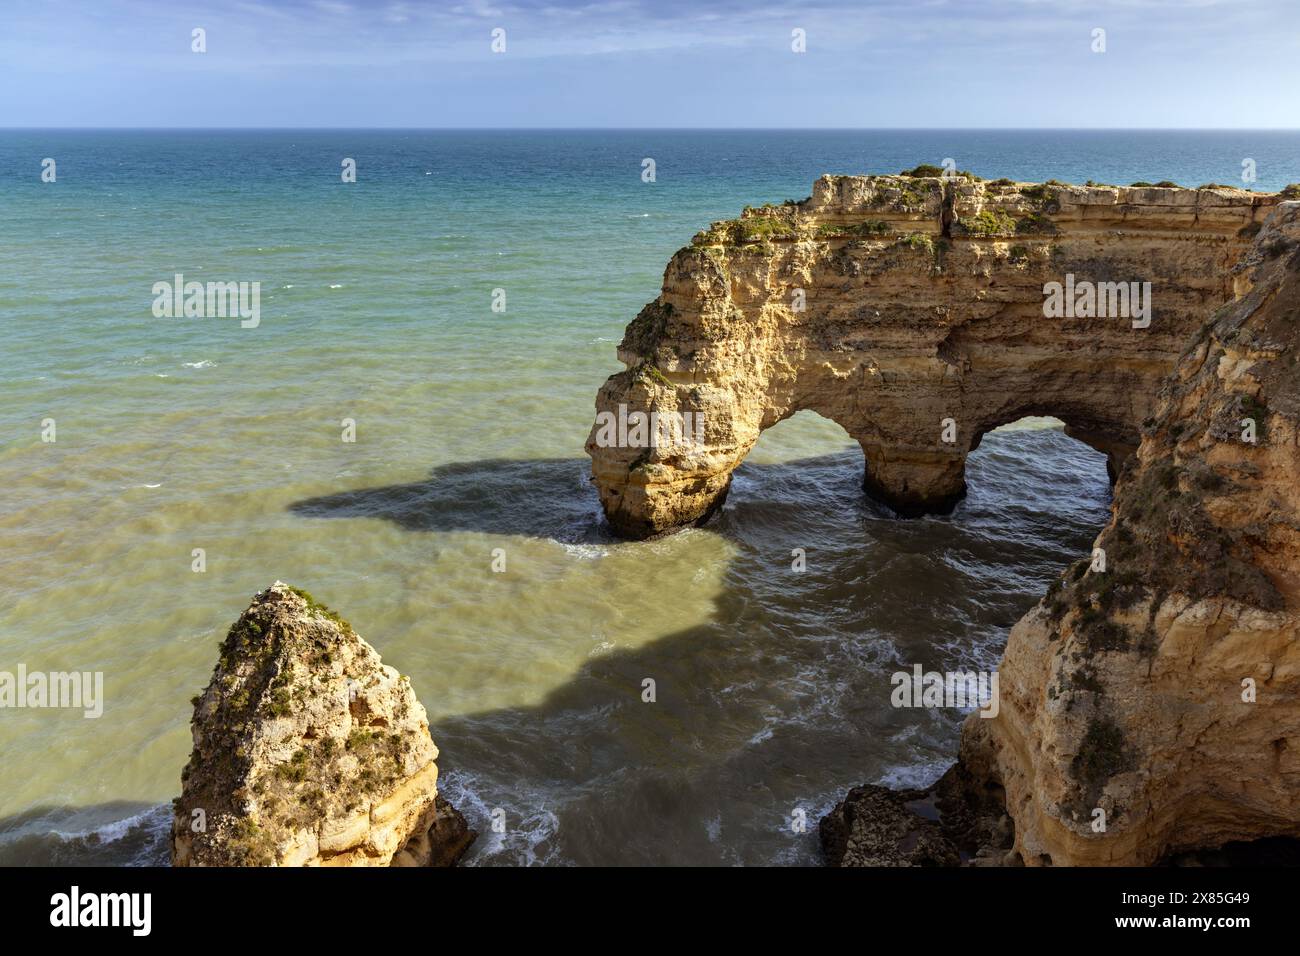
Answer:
587;174;1278;538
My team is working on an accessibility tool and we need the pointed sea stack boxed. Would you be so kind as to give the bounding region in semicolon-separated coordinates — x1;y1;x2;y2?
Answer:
172;582;475;867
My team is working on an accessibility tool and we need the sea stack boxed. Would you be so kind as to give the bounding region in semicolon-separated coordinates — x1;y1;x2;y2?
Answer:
171;582;474;867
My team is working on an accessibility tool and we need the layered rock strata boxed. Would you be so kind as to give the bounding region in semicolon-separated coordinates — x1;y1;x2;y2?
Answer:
588;173;1279;537
959;200;1300;865
172;582;474;867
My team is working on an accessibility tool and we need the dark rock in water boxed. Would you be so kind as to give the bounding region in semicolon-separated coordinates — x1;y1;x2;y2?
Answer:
820;784;961;867
821;762;1018;867
425;796;477;868
930;759;1018;865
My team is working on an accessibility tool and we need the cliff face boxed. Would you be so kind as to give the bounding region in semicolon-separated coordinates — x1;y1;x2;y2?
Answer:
587;174;1277;537
172;583;474;867
962;201;1300;865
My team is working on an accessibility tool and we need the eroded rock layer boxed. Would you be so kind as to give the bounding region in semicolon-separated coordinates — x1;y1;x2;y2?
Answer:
172;582;474;867
962;201;1300;865
588;173;1279;537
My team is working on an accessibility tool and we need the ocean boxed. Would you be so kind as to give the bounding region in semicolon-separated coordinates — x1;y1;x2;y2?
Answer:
1;129;1296;865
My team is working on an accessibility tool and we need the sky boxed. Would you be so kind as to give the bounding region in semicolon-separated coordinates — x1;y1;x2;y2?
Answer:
1;0;1296;128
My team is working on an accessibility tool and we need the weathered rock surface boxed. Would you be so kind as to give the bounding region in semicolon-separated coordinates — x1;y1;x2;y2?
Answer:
963;200;1300;865
172;582;475;867
588;172;1279;537
821;763;1016;867
820;784;961;867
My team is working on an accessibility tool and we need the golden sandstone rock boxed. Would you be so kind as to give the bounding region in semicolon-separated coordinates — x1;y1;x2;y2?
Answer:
587;174;1278;535
963;200;1300;865
171;582;474;867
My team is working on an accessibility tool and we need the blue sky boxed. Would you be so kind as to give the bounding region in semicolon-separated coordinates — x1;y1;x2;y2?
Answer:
2;0;1296;127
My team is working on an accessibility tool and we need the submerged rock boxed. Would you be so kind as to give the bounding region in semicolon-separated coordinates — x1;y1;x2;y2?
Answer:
171;582;474;867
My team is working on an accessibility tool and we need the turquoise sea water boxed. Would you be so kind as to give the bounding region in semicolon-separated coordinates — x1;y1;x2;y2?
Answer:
1;130;1297;866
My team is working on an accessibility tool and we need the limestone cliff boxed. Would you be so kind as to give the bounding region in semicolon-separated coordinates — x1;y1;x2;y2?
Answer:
586;170;1299;865
587;172;1278;537
961;200;1300;865
172;582;474;867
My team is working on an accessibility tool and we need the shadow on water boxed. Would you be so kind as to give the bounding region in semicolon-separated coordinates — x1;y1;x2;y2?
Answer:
12;433;1298;865
423;568;928;866
287;454;887;543
424;596;1300;866
279;434;1115;865
288;458;603;539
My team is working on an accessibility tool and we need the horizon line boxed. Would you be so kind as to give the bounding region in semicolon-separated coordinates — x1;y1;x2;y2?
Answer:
4;126;1300;133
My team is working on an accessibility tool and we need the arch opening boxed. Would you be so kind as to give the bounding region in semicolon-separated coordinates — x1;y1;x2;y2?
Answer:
963;416;1113;528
